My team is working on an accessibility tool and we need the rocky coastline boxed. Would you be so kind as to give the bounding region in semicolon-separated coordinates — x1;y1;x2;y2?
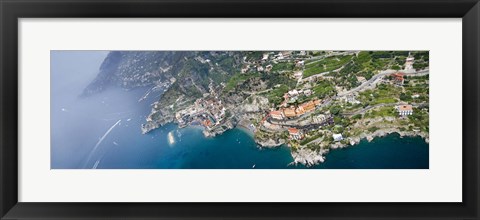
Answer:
141;117;174;134
289;129;429;167
255;138;286;148
290;148;328;167
332;128;429;150
143;111;429;168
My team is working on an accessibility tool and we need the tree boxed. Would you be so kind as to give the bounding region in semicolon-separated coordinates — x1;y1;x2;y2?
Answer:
352;114;362;120
399;92;410;102
365;71;374;80
330;105;342;115
368;126;379;132
392;65;401;70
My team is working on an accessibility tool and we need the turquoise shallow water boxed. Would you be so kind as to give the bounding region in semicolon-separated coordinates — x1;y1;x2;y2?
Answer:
50;51;429;169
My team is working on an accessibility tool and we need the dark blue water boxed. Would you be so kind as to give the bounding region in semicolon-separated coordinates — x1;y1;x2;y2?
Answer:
51;51;429;169
313;134;429;169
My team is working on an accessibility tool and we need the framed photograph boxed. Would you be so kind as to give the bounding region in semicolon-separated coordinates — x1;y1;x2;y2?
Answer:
1;0;479;219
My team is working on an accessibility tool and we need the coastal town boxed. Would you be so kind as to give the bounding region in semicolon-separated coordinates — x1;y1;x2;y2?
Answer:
136;51;429;167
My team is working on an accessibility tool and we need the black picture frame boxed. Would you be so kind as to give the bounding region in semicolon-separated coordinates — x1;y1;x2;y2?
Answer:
1;0;479;219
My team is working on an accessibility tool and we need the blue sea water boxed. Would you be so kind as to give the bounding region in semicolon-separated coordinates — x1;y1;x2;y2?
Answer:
312;134;428;169
51;51;429;169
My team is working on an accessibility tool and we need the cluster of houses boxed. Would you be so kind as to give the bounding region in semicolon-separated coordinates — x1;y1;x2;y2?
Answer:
195;98;226;129
263;51;302;62
275;51;292;60
287;127;344;143
270;99;322;120
288;89;312;97
194;56;210;64
241;51;306;75
241;63;274;74
279;89;314;107
284;105;414;143
174;95;226;130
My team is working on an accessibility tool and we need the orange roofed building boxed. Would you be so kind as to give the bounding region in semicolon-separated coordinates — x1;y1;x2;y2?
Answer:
298;101;316;113
397;104;413;116
202;119;213;128
270;111;284;120
391;72;405;85
283;108;296;118
288;128;303;140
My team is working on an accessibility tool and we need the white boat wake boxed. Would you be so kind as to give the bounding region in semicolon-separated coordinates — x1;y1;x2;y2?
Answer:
84;119;121;168
167;131;175;146
93;160;101;169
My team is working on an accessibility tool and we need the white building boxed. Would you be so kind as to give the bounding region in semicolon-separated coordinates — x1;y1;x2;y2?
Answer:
265;64;273;72
276;52;284;60
398;105;413;116
344;94;360;104
281;51;292;59
295;60;305;67
262;53;269;61
288;89;299;97
333;133;343;142
293;71;303;79
405;56;415;71
313;114;326;123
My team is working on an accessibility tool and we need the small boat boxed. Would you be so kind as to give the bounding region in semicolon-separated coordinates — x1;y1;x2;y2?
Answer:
252;164;256;168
